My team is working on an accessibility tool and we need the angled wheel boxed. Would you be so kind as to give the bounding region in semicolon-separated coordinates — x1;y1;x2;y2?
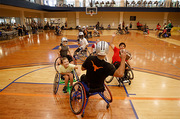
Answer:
78;50;90;62
126;64;134;80
53;73;60;94
70;82;86;115
103;84;113;102
54;57;61;73
105;76;114;83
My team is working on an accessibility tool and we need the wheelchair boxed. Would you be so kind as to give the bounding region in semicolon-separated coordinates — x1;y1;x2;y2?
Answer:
93;31;100;37
70;79;112;117
105;62;134;86
53;56;77;94
116;29;124;35
73;48;90;62
54;30;63;36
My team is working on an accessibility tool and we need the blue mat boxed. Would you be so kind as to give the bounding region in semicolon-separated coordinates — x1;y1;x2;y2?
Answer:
52;39;94;50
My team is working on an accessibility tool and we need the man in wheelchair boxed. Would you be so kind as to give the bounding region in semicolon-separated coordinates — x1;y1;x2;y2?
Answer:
80;41;126;92
73;32;89;60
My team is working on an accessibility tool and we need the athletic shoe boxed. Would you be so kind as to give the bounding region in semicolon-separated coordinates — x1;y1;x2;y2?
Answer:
63;86;67;93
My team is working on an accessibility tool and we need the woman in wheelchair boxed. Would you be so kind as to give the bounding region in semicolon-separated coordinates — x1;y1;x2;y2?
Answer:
73;32;89;60
59;57;78;93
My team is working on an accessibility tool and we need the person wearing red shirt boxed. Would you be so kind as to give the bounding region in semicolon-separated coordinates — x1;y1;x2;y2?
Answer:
110;34;132;69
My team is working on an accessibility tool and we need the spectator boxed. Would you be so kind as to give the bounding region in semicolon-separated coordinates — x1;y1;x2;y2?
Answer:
130;22;132;29
17;24;23;36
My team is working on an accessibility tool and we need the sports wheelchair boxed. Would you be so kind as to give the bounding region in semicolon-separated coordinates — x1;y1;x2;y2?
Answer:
54;56;77;94
105;62;134;86
69;75;112;117
73;48;90;62
93;31;100;37
116;29;124;35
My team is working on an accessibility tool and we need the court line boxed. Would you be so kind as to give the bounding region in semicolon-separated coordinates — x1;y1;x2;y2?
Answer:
0;66;52;93
134;31;180;70
123;84;139;119
0;62;53;69
1;92;179;100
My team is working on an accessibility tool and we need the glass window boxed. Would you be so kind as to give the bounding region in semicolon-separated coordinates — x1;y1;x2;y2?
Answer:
44;0;56;6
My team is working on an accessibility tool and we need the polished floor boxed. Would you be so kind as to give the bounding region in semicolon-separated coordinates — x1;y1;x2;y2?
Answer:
0;29;180;119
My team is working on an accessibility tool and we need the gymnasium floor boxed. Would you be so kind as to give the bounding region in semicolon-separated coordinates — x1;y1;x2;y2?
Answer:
0;29;180;119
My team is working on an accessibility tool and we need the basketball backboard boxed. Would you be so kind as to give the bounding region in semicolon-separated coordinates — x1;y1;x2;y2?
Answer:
86;7;97;16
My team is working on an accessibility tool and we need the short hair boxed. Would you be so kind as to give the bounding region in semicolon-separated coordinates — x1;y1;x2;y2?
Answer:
61;57;68;64
119;42;126;48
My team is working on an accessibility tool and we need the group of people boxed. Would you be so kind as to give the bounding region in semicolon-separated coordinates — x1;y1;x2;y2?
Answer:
157;20;173;38
57;31;132;93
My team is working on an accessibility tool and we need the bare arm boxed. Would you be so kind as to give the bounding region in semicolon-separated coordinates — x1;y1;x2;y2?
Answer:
110;34;116;49
81;66;86;71
113;50;126;77
58;46;61;57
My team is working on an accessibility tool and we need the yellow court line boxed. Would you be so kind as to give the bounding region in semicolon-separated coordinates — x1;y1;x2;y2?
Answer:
1;92;180;100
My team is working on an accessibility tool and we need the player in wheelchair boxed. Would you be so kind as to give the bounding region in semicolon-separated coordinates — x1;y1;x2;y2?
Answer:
93;26;100;37
73;32;89;61
70;41;127;117
54;25;62;35
105;34;134;86
54;37;76;72
116;24;124;35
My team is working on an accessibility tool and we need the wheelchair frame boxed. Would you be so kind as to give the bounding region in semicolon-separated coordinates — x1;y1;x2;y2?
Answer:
70;81;112;117
73;48;90;62
105;62;134;86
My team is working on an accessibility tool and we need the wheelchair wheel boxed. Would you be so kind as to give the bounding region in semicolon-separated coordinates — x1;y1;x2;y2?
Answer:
54;57;61;73
105;76;114;83
53;73;60;94
70;82;86;115
103;84;113;102
78;50;90;62
126;64;134;80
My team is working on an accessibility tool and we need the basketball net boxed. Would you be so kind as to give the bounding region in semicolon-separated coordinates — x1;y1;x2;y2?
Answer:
90;11;93;16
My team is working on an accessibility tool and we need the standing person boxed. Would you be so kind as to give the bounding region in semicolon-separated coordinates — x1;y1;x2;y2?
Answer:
17;24;23;36
130;22;132;29
122;21;125;30
59;57;78;93
80;41;126;90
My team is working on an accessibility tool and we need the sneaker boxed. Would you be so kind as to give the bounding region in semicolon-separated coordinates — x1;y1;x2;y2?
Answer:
63;86;67;93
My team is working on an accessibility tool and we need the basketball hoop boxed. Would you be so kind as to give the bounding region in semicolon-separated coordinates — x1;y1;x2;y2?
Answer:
86;7;97;16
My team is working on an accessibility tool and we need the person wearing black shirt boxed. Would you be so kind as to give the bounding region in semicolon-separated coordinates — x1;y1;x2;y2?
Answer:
17;24;23;36
81;41;126;91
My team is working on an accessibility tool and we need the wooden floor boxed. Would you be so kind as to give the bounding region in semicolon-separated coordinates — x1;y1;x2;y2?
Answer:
0;30;180;119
